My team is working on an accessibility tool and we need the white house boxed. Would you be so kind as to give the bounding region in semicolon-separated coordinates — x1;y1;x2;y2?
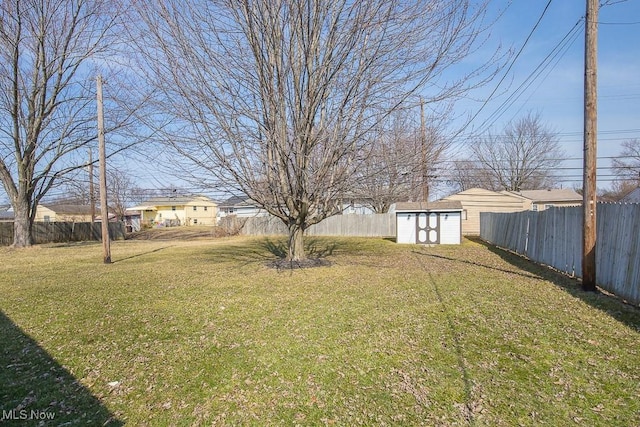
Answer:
217;195;267;219
395;201;463;245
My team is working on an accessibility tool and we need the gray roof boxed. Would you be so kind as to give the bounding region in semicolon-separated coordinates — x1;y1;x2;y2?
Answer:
130;195;217;210
395;200;463;212
620;187;640;203
504;189;582;203
41;204;93;215
0;210;14;220
140;196;208;205
219;195;256;208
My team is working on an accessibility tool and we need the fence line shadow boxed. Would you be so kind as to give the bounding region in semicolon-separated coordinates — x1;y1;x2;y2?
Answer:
414;251;544;281
469;237;640;331
0;310;123;426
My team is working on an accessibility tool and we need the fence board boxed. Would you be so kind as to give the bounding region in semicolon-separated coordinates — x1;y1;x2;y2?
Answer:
481;204;640;306
0;222;125;246
232;214;396;238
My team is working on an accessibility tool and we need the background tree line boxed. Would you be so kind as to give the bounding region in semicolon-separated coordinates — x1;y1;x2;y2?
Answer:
1;0;638;260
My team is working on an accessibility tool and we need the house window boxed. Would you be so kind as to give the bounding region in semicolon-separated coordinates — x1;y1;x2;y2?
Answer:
193;218;198;224
545;204;554;210
532;204;538;212
193;206;197;211
172;206;176;211
204;206;208;211
159;213;162;218
44;215;50;222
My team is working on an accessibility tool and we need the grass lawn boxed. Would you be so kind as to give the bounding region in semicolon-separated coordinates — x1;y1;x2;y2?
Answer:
1;236;639;426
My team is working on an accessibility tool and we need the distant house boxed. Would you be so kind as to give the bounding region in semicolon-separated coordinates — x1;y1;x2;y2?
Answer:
0;205;13;223
35;204;94;222
217;196;267;219
395;201;463;245
620;187;640;203
338;197;375;215
441;188;525;236
441;188;584;236
503;189;583;211
0;204;95;223
129;195;218;226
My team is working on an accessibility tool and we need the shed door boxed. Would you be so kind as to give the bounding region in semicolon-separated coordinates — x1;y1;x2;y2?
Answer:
416;212;439;244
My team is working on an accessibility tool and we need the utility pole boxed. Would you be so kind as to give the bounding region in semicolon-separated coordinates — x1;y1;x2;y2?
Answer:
420;97;429;203
88;148;95;224
97;75;111;264
582;0;598;291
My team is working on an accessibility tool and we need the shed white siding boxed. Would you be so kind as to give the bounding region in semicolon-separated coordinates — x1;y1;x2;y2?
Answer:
396;212;416;244
439;212;461;244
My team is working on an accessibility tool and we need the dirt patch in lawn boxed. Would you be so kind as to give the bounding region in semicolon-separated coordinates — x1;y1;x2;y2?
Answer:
127;227;220;241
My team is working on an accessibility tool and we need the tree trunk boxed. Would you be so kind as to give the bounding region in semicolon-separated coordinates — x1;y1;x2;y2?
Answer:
287;224;305;261
12;197;33;248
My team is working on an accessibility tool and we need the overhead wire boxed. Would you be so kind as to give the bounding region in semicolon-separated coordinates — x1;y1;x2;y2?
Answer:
462;0;555;136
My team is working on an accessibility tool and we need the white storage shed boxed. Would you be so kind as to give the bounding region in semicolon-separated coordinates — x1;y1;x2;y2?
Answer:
395;201;463;245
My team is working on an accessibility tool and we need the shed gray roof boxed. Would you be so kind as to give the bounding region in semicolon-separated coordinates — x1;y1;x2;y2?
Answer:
395;200;463;212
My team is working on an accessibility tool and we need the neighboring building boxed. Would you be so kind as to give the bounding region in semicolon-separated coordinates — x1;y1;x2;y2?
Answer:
123;209;142;232
0;204;95;223
129;195;218;226
441;188;525;236
339;198;375;215
395;201;463;245
620;187;640;203
217;196;267;219
503;189;583;211
35;204;94;222
0;205;13;223
441;187;584;236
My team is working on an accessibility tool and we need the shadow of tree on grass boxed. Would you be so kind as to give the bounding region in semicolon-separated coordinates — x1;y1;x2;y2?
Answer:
0;310;123;426
469;237;640;331
260;237;338;259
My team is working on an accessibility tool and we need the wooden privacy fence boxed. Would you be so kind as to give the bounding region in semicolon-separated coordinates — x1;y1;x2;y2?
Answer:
480;204;640;306
223;213;396;238
0;222;125;246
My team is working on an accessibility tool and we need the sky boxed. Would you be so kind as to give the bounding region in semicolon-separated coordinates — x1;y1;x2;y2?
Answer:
446;0;640;192
1;0;638;207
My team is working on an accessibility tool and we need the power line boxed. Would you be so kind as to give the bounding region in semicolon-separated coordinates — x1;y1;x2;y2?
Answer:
464;0;555;134
475;20;583;134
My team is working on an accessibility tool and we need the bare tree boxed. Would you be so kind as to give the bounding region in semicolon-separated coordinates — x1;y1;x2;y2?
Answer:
0;0;129;247
598;179;637;202
464;112;564;192
352;109;449;213
133;0;500;261
612;139;640;186
448;159;497;192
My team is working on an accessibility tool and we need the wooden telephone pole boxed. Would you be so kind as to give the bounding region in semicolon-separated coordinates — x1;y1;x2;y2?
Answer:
582;0;598;291
88;148;95;224
97;75;111;264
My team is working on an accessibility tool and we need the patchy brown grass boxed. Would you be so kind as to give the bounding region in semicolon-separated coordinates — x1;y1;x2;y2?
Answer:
127;226;221;240
1;236;639;426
